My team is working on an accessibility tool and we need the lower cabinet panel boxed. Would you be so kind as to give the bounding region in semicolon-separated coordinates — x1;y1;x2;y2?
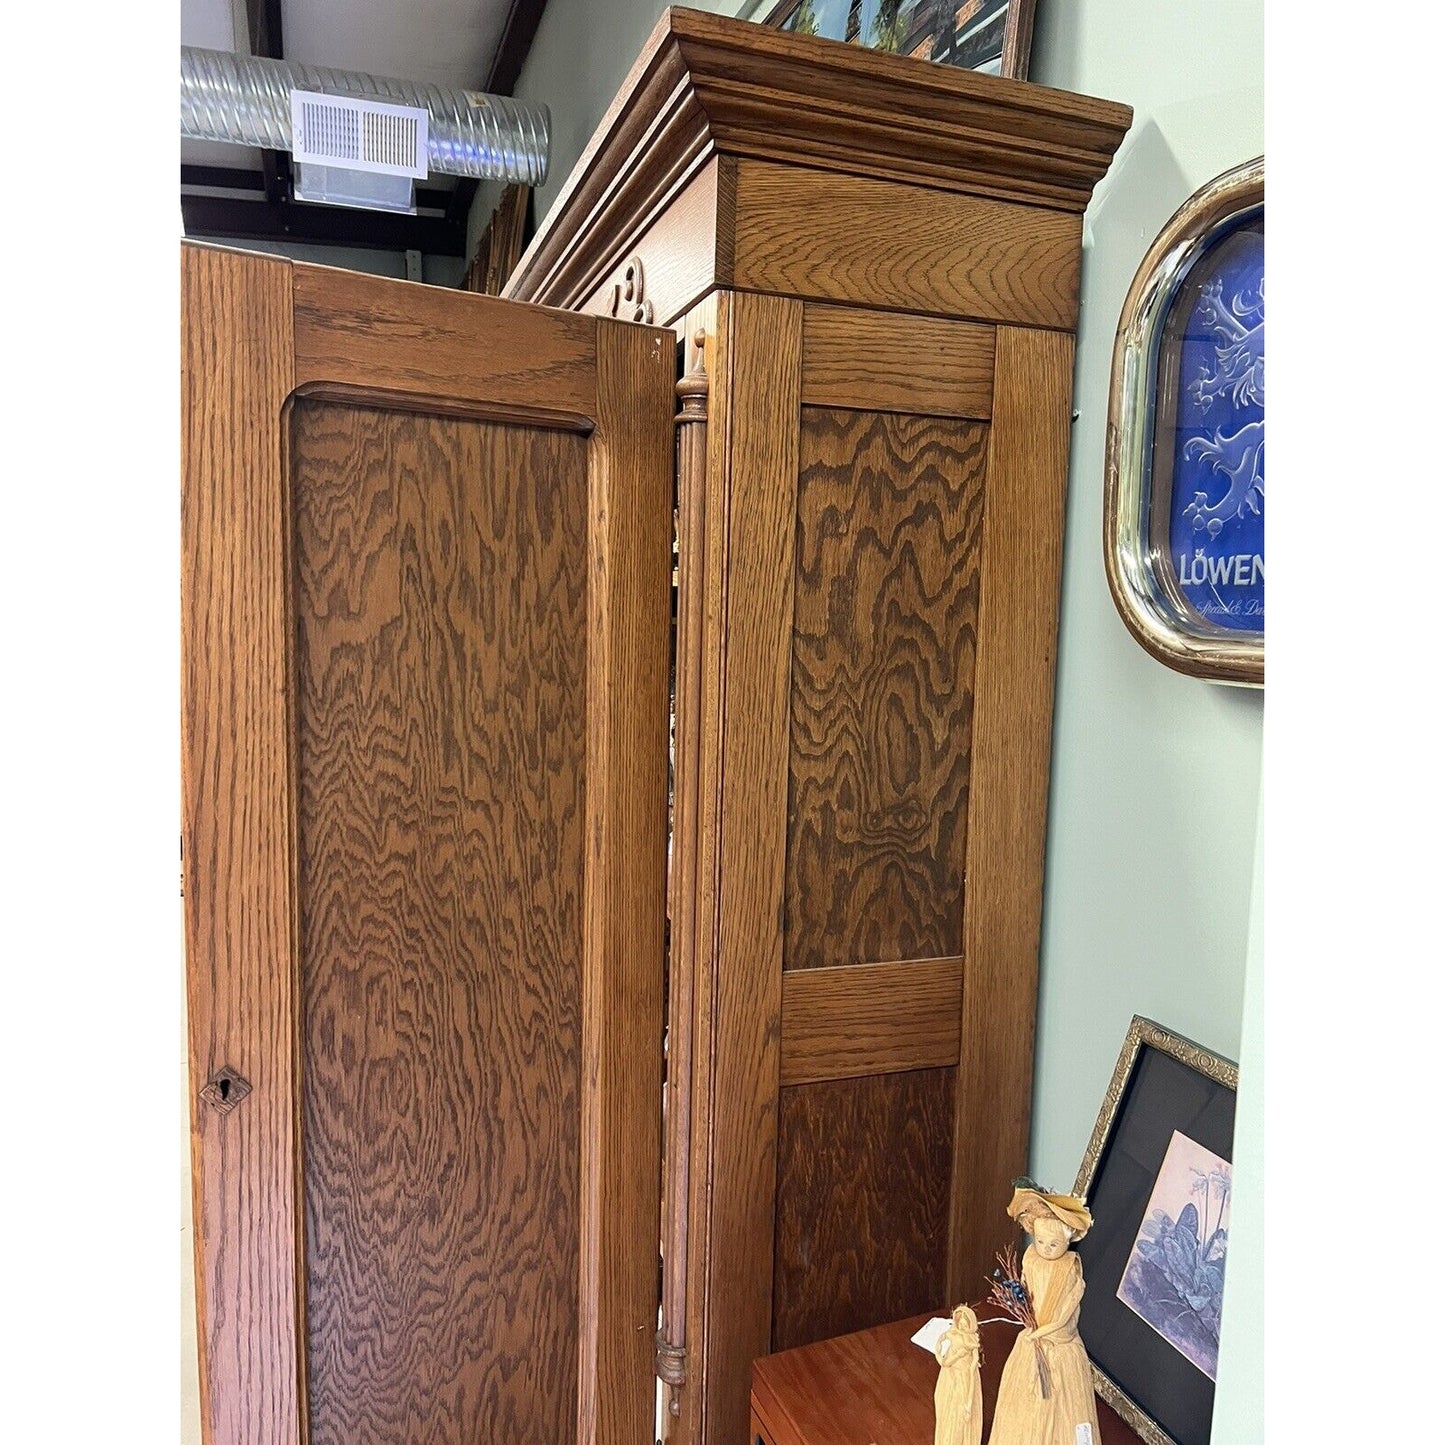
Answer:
770;1067;956;1352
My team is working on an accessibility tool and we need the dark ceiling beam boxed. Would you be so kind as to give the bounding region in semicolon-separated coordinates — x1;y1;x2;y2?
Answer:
445;0;551;228
245;0;292;205
181;165;456;214
182;195;468;256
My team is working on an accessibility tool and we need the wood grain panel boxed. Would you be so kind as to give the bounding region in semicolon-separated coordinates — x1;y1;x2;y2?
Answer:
699;290;804;1445
180;243;302;1445
786;409;986;971
801;307;995;419
578;319;673;1445
771;1068;954;1353
293;401;588;1445
292;264;599;422
734;163;1081;330
947;326;1076;1301
779;956;963;1086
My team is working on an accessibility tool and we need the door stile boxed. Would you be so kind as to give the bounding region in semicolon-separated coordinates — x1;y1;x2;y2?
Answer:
578;317;675;1445
182;244;304;1445
946;326;1076;1301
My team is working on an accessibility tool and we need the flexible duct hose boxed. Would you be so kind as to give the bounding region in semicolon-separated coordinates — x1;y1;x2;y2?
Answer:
180;46;549;185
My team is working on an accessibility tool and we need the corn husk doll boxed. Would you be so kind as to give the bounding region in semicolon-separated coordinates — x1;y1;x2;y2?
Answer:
933;1304;983;1445
987;1185;1100;1445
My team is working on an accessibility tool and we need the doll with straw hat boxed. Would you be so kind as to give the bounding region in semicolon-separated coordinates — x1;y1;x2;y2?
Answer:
987;1181;1101;1445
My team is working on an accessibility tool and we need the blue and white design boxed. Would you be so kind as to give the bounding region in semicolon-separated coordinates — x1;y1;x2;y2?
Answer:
1166;222;1265;633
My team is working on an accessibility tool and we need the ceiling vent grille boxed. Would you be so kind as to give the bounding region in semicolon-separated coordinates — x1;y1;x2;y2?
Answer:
290;91;428;177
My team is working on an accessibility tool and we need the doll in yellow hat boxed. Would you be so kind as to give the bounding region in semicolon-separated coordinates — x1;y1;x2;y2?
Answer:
987;1182;1100;1445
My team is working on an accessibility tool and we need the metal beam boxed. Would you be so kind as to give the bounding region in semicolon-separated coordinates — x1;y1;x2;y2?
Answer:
446;0;551;228
182;165;456;214
244;0;292;205
181;195;467;256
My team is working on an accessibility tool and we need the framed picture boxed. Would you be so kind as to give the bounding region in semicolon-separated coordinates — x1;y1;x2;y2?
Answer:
746;0;1040;81
1072;1017;1239;1445
1103;157;1264;685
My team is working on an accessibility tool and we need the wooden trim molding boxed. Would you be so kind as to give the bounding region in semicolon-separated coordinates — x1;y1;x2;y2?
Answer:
779;957;964;1086
505;7;1132;312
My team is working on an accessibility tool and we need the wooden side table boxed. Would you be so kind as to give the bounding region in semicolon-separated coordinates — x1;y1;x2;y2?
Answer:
751;1312;1136;1445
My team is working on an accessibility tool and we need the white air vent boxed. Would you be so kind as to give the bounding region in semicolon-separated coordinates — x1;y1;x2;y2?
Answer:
289;91;428;177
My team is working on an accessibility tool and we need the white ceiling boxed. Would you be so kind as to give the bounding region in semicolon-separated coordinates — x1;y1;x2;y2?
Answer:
181;0;515;170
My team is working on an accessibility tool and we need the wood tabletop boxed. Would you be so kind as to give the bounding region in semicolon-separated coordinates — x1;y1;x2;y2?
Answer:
751;1311;1136;1445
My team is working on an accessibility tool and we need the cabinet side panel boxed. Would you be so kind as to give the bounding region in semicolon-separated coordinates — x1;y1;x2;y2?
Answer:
293;402;587;1445
181;243;300;1445
948;327;1076;1298
785;408;986;971
771;1068;955;1352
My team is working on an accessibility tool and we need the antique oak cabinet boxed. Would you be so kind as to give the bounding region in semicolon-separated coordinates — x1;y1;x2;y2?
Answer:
182;10;1129;1445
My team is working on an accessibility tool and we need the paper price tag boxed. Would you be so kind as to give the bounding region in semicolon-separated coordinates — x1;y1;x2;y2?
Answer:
910;1317;951;1354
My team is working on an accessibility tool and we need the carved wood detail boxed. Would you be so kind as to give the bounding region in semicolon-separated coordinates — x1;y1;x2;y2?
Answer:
608;253;655;324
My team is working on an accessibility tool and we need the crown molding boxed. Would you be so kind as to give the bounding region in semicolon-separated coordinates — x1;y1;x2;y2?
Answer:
506;7;1132;310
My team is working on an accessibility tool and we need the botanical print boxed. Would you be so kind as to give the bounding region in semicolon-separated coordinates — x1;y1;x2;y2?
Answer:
1117;1130;1231;1380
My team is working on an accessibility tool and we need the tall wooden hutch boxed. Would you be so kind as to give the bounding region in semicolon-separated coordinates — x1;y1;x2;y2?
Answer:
506;11;1130;1444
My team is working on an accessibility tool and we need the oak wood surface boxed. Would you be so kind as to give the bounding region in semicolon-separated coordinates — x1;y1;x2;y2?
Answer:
657;331;710;1411
751;1312;1135;1445
579;317;674;1445
947;327;1077;1303
181;244;302;1445
779;956;963;1087
771;1069;954;1354
293;403;587;1445
733;164;1082;331
505;8;1132;311
293;262;599;423
693;290;804;1445
800;307;995;419
785;408;985;971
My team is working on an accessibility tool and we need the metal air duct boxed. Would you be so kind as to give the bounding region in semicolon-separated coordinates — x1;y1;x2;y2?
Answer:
179;45;550;188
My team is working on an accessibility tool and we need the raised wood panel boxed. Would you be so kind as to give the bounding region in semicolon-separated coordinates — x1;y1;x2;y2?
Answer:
181;244;302;1445
947;326;1076;1301
785;408;986;971
800;306;995;418
292;263;599;422
700;290;804;1445
293;402;587;1445
733;163;1082;330
771;1068;954;1354
779;956;963;1086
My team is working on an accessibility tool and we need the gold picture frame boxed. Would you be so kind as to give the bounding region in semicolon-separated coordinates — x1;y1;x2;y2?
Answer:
1073;1017;1239;1445
1103;157;1265;686
749;0;1040;81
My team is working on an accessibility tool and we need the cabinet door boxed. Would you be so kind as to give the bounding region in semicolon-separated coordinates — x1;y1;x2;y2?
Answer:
181;243;673;1445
